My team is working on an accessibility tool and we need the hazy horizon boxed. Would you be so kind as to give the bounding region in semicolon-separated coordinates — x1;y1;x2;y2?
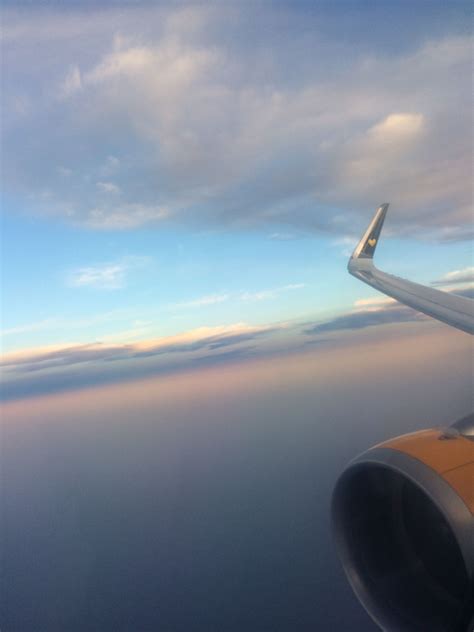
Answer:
2;322;473;630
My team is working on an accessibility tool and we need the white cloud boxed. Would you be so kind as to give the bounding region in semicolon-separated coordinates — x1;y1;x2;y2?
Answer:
2;6;472;238
96;181;121;194
84;204;169;229
240;283;305;302
172;293;230;309
269;232;297;241
59;65;82;98
169;283;306;309
100;155;120;176
332;235;358;257
68;263;126;290
66;256;150;289
368;113;424;143
1;308;146;352
432;267;474;287
354;296;396;309
1;318;59;337
340;112;426;198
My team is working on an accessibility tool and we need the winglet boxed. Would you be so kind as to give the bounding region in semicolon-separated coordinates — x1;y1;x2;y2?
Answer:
346;203;474;334
350;203;389;261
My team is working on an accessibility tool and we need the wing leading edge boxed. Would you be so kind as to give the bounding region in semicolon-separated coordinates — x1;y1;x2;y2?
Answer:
348;204;474;335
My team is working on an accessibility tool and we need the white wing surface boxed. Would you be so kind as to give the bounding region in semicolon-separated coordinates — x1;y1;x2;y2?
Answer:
348;204;474;335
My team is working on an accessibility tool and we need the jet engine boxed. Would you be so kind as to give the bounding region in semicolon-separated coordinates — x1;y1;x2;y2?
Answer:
332;413;474;631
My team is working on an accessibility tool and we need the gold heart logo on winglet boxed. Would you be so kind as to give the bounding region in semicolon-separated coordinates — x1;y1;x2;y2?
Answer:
368;238;377;247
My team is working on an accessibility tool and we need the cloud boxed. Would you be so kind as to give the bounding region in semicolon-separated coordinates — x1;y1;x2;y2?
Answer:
0;323;278;400
306;292;431;335
1;324;272;368
432;267;474;287
305;282;474;335
84;204;169;229
59;65;82;98
341;113;426;197
368;113;424;142
456;287;474;299
240;283;305;302
1;318;59;337
96;181;121;194
269;232;297;241
67;263;127;290
66;256;149;289
2;5;472;239
172;294;230;309
332;235;359;257
101;155;120;176
0;280;303;349
0;303;439;402
354;296;397;309
1;309;134;343
170;284;305;309
305;304;421;334
4;278;458;401
1;342;126;373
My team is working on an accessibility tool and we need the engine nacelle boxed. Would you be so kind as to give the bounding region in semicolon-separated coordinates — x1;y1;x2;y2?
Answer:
332;414;474;631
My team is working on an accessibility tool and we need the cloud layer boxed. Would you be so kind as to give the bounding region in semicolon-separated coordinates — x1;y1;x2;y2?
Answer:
0;323;279;400
0;296;441;401
2;5;472;239
432;266;474;287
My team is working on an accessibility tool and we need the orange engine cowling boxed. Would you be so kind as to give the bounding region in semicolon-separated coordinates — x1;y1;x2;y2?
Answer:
332;414;474;632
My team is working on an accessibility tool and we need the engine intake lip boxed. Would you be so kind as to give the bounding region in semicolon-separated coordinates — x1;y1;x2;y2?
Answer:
332;447;474;631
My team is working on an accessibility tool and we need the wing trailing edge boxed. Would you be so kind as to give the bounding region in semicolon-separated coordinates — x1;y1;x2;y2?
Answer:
348;205;474;335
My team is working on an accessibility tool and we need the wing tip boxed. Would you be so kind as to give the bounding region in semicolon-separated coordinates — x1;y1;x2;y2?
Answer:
351;203;390;261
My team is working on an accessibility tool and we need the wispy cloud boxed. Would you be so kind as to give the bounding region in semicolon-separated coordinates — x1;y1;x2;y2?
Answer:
59;65;82;98
332;236;359;257
240;283;305;302
1;318;59;337
172;294;230;309
269;232;297;241
67;263;127;289
168;284;306;310
84;204;169;230
1;281;304;347
66;256;149;289
1;309;132;340
100;155;120;176
96;181;121;194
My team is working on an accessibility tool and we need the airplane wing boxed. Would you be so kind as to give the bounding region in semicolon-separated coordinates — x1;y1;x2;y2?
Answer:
348;204;474;335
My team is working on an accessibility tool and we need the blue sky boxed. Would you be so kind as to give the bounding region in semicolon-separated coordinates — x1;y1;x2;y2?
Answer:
1;1;472;397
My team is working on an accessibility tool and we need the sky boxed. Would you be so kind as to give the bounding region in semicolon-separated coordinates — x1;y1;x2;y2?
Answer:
1;0;473;397
0;2;473;631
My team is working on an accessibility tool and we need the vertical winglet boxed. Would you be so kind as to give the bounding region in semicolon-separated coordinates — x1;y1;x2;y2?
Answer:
347;203;474;334
351;203;389;261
